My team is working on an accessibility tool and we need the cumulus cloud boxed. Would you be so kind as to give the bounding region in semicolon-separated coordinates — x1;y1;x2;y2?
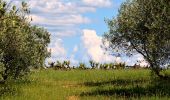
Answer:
82;0;112;7
69;54;79;66
31;14;90;26
82;29;122;63
26;0;96;38
49;38;66;58
6;0;93;38
47;42;79;66
81;29;148;66
25;0;113;38
28;0;96;14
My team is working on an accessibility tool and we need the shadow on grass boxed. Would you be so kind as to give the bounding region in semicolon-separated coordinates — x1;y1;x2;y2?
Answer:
80;78;170;98
83;79;149;87
0;84;16;96
0;79;33;97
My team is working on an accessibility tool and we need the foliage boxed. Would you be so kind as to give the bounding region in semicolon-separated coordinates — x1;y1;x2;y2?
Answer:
0;0;50;81
63;61;71;69
99;62;126;70
115;62;126;69
104;0;170;78
48;60;145;70
89;60;99;69
78;62;87;70
48;62;55;68
99;63;109;69
48;60;71;70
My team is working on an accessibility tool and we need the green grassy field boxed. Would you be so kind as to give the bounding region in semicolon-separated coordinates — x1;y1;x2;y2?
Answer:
0;69;170;100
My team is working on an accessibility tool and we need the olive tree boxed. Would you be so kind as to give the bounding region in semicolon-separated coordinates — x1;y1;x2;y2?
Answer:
0;0;50;81
104;0;170;78
89;60;99;69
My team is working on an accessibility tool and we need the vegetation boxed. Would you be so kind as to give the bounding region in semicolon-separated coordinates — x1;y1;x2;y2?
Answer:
48;60;142;70
0;0;50;82
89;60;99;69
0;69;170;100
104;0;170;78
0;0;169;99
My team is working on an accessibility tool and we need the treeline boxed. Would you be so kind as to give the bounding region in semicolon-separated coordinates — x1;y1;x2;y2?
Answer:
48;60;150;70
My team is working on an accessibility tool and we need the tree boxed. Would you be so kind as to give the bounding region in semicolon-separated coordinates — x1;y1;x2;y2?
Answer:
78;62;86;70
104;0;170;78
0;0;50;81
54;61;62;70
64;61;71;69
100;63;109;70
108;63;114;69
89;60;95;69
89;60;99;69
48;62;55;68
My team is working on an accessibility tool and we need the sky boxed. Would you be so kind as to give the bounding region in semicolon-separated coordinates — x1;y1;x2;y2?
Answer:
8;0;148;66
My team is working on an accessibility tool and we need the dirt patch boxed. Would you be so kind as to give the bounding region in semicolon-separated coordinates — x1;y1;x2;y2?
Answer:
62;83;82;88
67;96;80;100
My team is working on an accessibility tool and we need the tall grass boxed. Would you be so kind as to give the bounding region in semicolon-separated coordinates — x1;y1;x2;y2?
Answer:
0;69;170;100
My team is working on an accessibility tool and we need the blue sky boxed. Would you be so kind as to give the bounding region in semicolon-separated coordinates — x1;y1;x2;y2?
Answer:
9;0;147;66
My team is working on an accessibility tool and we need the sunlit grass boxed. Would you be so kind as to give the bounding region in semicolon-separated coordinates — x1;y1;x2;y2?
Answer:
0;69;170;100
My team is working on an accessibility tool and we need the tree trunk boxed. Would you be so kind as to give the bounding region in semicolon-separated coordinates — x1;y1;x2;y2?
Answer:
151;65;170;80
2;64;9;81
14;66;21;80
2;69;8;81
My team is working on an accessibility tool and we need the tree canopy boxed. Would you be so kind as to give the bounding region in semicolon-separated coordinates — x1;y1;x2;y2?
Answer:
104;0;170;78
0;0;50;81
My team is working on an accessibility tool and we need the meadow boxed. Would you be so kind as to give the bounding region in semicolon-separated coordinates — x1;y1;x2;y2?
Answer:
0;69;170;100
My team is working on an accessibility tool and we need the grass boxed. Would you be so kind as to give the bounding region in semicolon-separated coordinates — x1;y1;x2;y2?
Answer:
0;69;170;100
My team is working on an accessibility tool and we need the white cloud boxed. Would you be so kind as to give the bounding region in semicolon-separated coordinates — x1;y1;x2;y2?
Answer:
69;54;79;66
25;0;95;38
54;30;77;37
82;29;122;63
47;39;79;66
9;0;113;38
81;29;148;66
29;0;96;14
47;38;67;64
30;14;90;26
82;0;112;7
49;38;66;57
